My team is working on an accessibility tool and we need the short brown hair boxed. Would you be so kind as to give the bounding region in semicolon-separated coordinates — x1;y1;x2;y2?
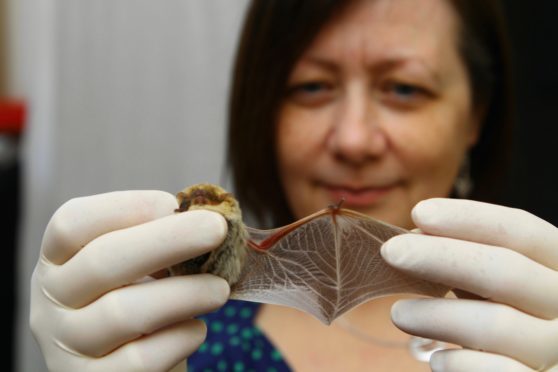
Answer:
228;0;514;227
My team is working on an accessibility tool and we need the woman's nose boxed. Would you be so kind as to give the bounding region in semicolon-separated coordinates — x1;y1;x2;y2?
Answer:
326;88;387;164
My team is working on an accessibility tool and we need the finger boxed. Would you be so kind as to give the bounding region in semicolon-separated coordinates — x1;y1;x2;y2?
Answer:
44;210;227;308
451;288;485;300
42;190;178;265
412;198;558;270
169;360;186;372
58;274;229;357
89;319;207;372
430;349;534;372
391;298;558;371
382;233;558;319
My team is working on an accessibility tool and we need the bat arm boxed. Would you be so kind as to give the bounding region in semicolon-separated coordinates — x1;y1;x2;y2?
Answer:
247;240;265;251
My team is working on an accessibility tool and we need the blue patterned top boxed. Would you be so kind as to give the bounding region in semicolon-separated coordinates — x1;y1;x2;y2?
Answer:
188;300;292;372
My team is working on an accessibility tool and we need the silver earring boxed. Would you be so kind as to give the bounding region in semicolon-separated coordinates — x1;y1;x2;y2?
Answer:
454;156;473;199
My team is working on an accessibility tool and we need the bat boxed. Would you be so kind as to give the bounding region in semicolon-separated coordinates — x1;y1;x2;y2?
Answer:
169;184;247;284
169;183;448;325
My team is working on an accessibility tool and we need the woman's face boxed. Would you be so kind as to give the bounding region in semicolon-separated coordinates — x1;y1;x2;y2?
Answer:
276;0;480;228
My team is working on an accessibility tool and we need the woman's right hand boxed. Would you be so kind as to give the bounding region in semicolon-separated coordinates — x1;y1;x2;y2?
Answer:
30;190;230;372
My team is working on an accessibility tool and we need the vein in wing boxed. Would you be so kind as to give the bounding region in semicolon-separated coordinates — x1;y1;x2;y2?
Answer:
232;210;447;324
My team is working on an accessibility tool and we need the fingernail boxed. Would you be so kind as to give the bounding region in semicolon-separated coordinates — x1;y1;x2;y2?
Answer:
380;240;392;261
390;299;412;324
391;299;427;331
429;350;445;371
188;210;228;247
380;235;410;268
412;198;440;225
207;275;231;303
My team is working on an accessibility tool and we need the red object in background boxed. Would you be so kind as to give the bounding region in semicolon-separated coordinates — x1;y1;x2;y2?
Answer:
0;100;25;134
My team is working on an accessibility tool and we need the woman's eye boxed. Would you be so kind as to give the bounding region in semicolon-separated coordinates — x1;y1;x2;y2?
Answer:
381;81;431;108
392;83;420;97
286;81;336;107
298;82;327;93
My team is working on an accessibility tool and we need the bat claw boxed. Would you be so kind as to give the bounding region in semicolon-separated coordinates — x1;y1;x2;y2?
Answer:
328;197;345;210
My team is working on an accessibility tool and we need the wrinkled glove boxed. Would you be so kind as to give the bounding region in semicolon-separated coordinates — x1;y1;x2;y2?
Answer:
30;190;230;372
382;198;558;372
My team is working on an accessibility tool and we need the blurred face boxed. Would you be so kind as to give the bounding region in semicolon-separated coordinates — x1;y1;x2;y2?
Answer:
276;0;480;228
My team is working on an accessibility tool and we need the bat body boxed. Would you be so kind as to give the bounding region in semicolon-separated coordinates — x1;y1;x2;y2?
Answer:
169;184;248;286
171;184;447;324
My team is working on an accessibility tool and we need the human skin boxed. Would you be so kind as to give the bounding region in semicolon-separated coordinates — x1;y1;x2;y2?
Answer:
276;0;480;230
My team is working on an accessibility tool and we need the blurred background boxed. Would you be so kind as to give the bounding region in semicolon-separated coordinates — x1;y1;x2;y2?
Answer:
3;1;557;371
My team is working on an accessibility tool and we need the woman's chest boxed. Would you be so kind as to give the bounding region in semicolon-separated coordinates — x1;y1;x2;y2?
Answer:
255;305;431;372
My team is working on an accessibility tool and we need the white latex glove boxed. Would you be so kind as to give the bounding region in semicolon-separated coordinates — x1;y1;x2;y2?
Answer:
381;198;558;372
30;190;230;372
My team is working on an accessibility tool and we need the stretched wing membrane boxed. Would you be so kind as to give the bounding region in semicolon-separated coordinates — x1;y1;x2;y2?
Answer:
230;208;447;324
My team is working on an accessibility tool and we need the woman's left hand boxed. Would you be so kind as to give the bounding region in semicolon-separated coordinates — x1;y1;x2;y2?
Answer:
381;198;558;372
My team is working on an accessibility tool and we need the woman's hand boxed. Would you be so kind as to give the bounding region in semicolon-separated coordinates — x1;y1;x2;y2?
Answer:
30;190;230;372
381;198;558;372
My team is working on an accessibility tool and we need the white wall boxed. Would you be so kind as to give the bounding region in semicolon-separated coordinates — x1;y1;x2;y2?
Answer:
14;1;249;370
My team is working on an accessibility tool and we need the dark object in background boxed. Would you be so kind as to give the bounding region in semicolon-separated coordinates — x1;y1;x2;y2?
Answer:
503;1;558;225
2;160;18;372
0;100;24;372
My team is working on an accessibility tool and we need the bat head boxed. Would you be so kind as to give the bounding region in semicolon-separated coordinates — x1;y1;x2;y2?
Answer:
175;183;242;222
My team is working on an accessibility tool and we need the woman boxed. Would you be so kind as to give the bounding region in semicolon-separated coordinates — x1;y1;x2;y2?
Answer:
31;0;558;371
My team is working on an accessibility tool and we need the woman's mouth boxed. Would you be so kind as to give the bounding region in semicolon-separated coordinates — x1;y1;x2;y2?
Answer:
323;184;394;207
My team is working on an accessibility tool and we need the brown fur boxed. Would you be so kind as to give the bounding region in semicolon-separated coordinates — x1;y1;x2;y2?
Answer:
168;184;248;286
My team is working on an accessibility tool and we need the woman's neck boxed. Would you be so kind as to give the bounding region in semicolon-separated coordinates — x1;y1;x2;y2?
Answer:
254;294;431;372
332;294;417;343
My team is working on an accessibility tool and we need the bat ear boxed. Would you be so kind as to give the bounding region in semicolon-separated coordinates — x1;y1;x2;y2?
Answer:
175;192;191;212
220;192;232;200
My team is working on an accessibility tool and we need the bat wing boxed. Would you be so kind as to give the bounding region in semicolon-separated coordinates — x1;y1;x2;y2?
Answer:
230;208;448;325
